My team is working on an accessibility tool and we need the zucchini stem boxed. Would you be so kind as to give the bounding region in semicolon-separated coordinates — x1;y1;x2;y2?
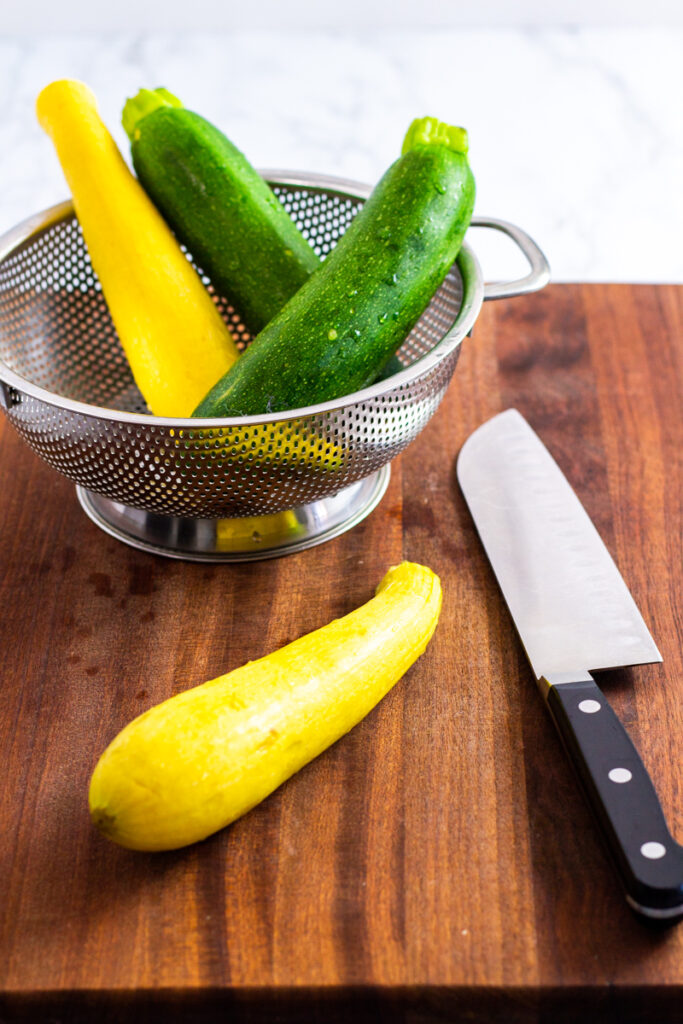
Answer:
122;87;183;141
402;116;469;157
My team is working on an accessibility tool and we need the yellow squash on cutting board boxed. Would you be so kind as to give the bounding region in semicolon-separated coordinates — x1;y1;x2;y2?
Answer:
89;561;442;851
36;80;240;417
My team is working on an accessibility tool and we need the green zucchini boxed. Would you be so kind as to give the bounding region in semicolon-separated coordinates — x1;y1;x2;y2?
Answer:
375;353;405;383
122;88;320;336
193;116;475;418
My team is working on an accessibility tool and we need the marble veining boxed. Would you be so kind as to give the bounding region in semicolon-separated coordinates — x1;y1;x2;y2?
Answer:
0;28;681;282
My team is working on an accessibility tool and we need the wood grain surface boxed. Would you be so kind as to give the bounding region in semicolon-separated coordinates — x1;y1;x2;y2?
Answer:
1;284;682;1023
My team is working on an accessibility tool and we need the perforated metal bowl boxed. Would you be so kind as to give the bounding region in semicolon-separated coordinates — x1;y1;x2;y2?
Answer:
0;172;549;560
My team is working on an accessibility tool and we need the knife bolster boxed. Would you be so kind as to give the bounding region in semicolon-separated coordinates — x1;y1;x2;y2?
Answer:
538;670;594;699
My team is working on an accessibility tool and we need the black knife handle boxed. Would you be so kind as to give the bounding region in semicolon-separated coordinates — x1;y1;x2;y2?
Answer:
545;677;683;919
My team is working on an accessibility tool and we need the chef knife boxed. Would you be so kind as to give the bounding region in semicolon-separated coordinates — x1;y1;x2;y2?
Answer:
457;408;683;919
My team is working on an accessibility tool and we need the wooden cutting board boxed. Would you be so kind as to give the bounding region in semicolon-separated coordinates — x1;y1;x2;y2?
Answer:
1;284;682;1023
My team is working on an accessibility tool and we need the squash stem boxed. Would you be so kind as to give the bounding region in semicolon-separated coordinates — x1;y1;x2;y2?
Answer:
402;116;469;157
122;87;183;141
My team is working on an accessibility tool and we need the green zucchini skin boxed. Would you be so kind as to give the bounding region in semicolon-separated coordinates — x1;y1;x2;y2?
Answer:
193;143;475;418
375;353;405;382
129;107;320;335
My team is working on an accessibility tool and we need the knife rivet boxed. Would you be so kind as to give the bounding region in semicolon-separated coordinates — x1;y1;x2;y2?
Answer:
578;699;601;714
641;842;666;860
608;768;632;783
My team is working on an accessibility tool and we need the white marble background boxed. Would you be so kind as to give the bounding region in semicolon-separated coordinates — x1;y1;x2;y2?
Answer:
0;28;681;283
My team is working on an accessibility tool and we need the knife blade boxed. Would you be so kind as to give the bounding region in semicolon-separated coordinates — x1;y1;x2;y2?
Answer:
457;408;683;919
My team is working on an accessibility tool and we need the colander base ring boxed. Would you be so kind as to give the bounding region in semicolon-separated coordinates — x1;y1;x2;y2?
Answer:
75;466;391;562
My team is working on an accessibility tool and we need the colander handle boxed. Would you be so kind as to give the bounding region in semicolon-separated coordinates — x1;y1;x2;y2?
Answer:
470;217;550;300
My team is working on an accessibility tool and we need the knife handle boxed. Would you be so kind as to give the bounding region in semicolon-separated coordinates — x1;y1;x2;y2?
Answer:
545;676;683;920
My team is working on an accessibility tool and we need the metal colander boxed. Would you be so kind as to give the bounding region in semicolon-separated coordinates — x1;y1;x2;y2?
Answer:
0;172;548;560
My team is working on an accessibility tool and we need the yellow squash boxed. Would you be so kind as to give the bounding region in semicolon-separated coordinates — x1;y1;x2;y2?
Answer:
215;510;302;552
89;561;442;851
174;420;344;473
36;80;240;417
